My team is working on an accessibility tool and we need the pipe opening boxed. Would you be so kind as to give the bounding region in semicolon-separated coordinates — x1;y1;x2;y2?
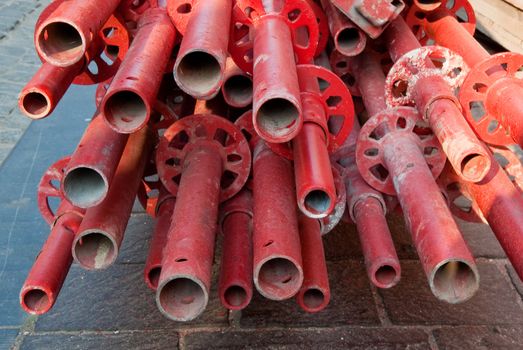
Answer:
223;285;248;308
302;288;325;310
74;232;116;269
336;27;363;56
21;92;49;118
23;289;50;314
176;51;222;96
223;75;253;107
431;260;479;303
304;190;332;216
38;22;83;63
374;265;398;288
63;167;107;207
257;98;299;137
460;153;490;182
104;91;147;132
414;0;442;11
257;257;301;299
147;267;162;290
158;277;207;321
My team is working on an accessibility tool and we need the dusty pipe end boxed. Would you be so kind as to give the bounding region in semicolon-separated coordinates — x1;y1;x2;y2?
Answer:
459;153;491;183
145;265;162;291
72;230;118;270
174;50;223;99
20;287;52;315
63;167;108;208
222;74;253;108
297;286;330;313
369;260;401;289
254;257;304;301
334;27;366;57
254;98;302;143
220;283;252;310
19;90;52;119
103;91;150;134
156;276;209;321
36;21;85;67
413;0;442;11
299;189;336;219
429;259;480;304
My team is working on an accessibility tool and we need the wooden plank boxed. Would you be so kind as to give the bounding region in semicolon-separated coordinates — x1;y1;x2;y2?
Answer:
469;0;523;54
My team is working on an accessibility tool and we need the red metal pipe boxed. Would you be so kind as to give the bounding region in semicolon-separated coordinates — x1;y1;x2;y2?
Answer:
20;202;83;315
102;9;176;133
296;214;330;313
18;61;83;119
384;18;491;183
71;128;152;270
156;146;223;321
35;0;121;67
173;0;232;99
412;0;443;12
466;159;523;280
144;195;175;290
218;189;253;310
252;142;303;300
222;57;253;108
252;15;303;143
319;0;366;57
62;115;129;208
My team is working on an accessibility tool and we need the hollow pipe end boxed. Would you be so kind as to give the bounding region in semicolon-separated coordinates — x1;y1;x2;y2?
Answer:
102;89;151;134
457;151;492;184
144;264;162;291
298;187;337;219
428;259;480;304
156;275;209;321
173;49;225;100
254;256;304;301
20;286;54;315
412;0;443;12
36;19;87;67
253;97;303;143
296;285;330;313
369;259;401;289
222;74;253;108
71;229;119;270
334;27;366;57
18;89;52;119
219;281;253;310
62;166;109;208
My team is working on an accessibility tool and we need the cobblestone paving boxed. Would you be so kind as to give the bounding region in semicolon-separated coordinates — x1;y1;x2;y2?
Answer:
0;0;52;166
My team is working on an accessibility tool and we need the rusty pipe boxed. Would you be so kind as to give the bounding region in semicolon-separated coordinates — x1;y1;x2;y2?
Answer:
35;0;121;67
173;0;232;99
20;202;83;315
102;9;176;133
252;142;304;300
18;60;83;119
252;15;303;143
222;57;253;108
71;128;152;270
384;17;491;183
296;214;330;313
218;190;253;310
62;115;129;208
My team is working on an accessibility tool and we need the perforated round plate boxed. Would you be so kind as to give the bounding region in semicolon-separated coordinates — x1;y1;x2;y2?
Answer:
229;0;319;74
166;0;194;34
385;46;469;107
459;52;523;146
37;156;71;225
156;114;251;201
356;107;446;195
320;166;346;235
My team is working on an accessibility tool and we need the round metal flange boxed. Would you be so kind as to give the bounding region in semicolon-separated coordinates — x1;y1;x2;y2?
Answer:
269;64;355;159
234;110;257;190
166;0;194;35
229;0;319;74
385;46;469;107
319;166;346;235
118;0;156;24
305;0;328;57
156;114;251;201
459;52;523;146
137;157;163;217
490;145;523;193
329;50;361;96
37;156;71;225
356;107;446;195
405;0;476;46
437;163;485;223
35;0;131;85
